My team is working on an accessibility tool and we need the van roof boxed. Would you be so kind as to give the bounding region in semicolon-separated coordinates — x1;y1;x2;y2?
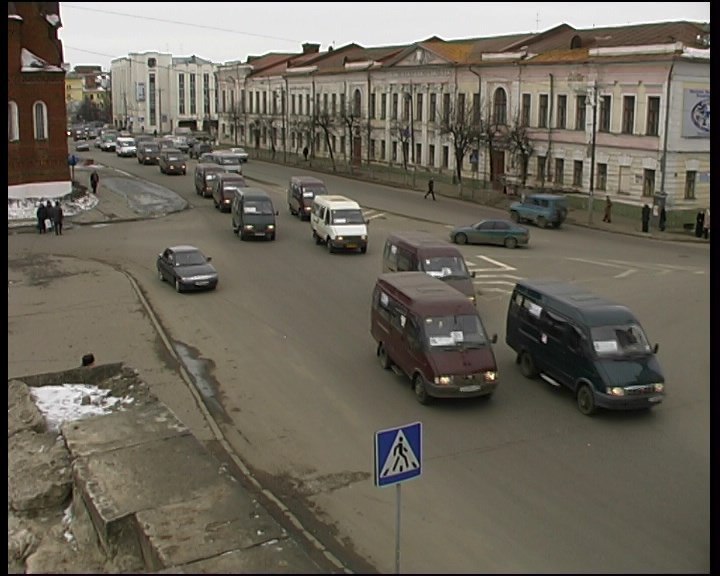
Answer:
377;272;477;315
233;186;270;199
515;279;637;326
291;176;325;185
387;231;461;254
313;195;358;207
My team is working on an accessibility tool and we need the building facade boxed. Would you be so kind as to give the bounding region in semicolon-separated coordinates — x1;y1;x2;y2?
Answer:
8;1;70;200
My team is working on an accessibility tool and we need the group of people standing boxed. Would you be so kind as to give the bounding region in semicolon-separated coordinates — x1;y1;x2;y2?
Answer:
35;200;64;235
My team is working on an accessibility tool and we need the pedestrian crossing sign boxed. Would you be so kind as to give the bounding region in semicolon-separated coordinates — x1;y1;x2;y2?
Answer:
374;422;422;487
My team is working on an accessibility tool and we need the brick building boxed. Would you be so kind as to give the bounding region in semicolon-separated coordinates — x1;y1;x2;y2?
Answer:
8;1;70;200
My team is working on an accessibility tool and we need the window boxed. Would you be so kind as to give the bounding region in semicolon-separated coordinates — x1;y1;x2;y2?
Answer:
392;93;398;119
555;158;564;185
684;171;696;200
442;93;450;123
597;163;607;191
291;94;296;115
442;145;449;169
203;73;211;115
646;96;660;136
416;93;423;121
353;89;361;117
521;94;531;126
472;93;480;124
8;101;19;141
323;93;328;113
642;169;655;197
381;94;387;120
369;93;375;119
332;93;337;116
428;144;435;167
598;95;611;132
429;93;436;122
178;74;185;115
556;95;567;129
622;95;635;134
493;88;507;125
33;102;48;140
148;73;156;125
190;74;197;115
575;94;586;130
403;93;411;121
457;93;466;123
370;138;376;158
415;143;422;164
538;94;549;128
339;93;345;115
537;156;546;182
573;160;583;187
392;140;397;161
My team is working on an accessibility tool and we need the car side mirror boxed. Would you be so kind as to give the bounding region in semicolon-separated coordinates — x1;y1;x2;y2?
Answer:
653;343;659;354
206;256;212;262
491;334;498;344
471;271;476;278
275;210;279;216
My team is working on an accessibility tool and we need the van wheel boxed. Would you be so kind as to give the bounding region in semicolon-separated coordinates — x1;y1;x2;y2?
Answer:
577;384;597;415
455;233;468;245
537;216;548;228
519;351;538;378
313;231;321;245
504;237;518;249
413;375;431;405
174;278;182;293
510;211;519;222
378;343;392;370
360;246;367;254
327;239;334;253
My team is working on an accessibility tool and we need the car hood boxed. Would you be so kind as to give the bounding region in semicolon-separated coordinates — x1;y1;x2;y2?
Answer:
428;347;496;374
178;264;216;278
331;224;367;235
596;356;664;386
438;277;475;299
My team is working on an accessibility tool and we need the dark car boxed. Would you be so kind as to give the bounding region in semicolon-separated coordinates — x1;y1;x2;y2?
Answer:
509;193;568;228
189;141;213;159
212;172;247;212
449;218;530;248
194;163;226;197
156;245;218;293
159;149;187;175
137;142;161;165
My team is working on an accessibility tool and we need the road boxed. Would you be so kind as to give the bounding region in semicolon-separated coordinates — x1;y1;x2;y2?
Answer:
9;152;710;573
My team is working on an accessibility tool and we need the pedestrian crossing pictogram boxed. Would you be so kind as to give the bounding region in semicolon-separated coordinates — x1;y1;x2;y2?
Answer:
374;422;422;487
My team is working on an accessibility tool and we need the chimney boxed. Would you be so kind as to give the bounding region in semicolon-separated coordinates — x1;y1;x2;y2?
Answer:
302;43;320;54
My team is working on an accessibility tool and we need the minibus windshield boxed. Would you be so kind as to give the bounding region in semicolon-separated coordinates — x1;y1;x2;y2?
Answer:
424;314;488;348
421;256;470;279
331;209;364;224
591;323;653;357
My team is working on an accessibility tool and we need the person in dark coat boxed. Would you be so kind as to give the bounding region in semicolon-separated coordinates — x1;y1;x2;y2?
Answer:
602;195;612;223
302;146;309;161
36;201;47;234
53;201;64;235
695;210;705;238
424;178;436;200
45;200;56;232
658;206;667;232
641;204;651;233
90;170;100;194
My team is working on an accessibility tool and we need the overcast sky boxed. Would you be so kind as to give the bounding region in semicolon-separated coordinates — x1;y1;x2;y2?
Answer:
58;2;710;71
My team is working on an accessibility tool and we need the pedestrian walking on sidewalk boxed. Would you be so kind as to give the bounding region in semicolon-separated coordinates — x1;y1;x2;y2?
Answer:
45;200;56;233
602;195;612;223
658;206;667;232
36;201;47;234
641;204;651;233
424;178;436;200
53;201;64;235
702;207;710;239
90;170;99;194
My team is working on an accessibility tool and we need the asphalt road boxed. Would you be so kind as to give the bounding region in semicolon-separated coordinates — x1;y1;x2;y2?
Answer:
9;151;711;573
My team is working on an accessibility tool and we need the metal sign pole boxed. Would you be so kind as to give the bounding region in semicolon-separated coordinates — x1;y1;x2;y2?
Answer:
395;483;401;574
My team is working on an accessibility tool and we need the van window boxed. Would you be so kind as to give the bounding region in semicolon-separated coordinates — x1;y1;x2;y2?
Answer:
331;208;364;224
420;255;470;279
243;199;274;215
423;314;488;348
591;323;652;357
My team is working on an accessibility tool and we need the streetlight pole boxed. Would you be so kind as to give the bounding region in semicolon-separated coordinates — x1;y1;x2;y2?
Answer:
587;82;597;223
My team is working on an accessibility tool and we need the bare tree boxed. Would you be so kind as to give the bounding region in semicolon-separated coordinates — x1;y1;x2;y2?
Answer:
226;102;244;146
339;100;366;173
316;110;338;171
439;96;484;184
390;120;412;171
506;118;534;187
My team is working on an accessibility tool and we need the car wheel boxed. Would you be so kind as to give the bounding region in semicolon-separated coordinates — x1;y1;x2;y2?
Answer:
455;233;468;245
157;268;164;282
519;351;538;378
360;246;367;254
504;237;518;249
378;343;392;369
577;384;597;416
314;231;321;245
537;216;548;228
413;374;431;405
510;211;519;222
327;238;334;253
174;278;182;293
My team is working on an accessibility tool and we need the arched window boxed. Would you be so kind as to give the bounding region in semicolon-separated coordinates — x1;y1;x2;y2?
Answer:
353;89;362;117
8;101;19;141
33;101;48;140
493;88;507;125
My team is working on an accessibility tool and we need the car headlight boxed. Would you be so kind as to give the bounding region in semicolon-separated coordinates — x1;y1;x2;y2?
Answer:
185;274;215;281
434;375;454;386
653;383;664;393
361;235;368;240
606;387;626;396
267;224;275;230
483;371;497;382
244;224;254;230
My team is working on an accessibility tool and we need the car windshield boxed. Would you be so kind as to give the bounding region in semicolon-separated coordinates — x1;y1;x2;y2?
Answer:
331;209;364;224
421;255;470;279
167;155;183;162
175;251;206;266
243;200;274;215
302;186;325;198
590;323;653;358
216;156;240;165
423;314;489;349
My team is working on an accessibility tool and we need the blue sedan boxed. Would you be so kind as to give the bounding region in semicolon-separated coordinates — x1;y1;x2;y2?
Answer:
449;218;530;248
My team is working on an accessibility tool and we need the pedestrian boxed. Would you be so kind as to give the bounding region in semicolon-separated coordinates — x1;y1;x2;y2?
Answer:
36;201;47;234
53;201;64;235
81;353;95;367
695;210;705;238
45;200;56;233
424;178;436;200
302;146;309;162
702;207;710;239
90;170;99;194
602;195;612;223
658;206;666;232
641;203;651;233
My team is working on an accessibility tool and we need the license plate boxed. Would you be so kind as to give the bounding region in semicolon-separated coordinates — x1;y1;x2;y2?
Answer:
346;243;357;249
195;281;209;286
460;384;482;393
648;396;663;403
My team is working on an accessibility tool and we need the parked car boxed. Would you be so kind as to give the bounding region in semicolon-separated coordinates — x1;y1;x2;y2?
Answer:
449;218;530;248
229;147;249;162
156;245;218;293
158;149;187;175
75;139;90;152
509;193;568;228
137;142;161;165
115;137;137;157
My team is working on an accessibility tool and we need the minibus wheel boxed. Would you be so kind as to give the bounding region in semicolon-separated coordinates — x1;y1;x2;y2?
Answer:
413;375;430;405
519;351;538;378
378;343;392;369
576;384;597;415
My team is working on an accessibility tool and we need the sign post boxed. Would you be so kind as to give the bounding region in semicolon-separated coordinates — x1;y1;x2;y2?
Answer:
374;421;422;574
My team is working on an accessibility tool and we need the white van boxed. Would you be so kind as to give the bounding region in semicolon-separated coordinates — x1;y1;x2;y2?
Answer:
310;195;368;254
